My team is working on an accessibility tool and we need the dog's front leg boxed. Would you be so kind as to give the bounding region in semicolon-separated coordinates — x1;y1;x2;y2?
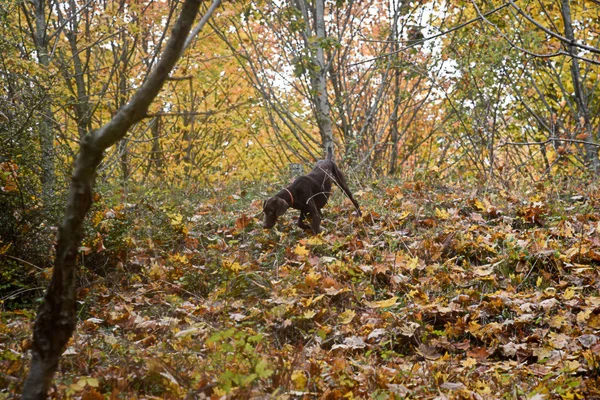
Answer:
298;210;311;230
307;201;321;234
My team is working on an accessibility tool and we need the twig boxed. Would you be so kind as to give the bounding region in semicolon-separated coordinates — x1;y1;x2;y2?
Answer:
1;287;45;302
306;191;333;204
0;254;45;272
500;138;600;148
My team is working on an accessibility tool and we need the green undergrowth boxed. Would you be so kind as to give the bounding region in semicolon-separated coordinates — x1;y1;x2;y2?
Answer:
2;176;600;398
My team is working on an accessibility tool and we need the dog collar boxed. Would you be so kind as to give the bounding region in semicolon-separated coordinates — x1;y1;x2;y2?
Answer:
283;188;294;206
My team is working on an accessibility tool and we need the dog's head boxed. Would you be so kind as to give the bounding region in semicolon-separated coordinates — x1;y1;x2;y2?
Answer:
263;197;289;229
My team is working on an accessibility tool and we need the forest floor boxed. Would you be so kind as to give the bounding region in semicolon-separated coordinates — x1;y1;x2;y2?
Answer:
2;177;600;399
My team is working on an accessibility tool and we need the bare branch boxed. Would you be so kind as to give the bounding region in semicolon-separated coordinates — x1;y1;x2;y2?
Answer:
500;138;600;148
183;0;222;51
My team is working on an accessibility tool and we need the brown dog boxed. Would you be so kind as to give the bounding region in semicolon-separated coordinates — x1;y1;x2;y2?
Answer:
263;153;361;234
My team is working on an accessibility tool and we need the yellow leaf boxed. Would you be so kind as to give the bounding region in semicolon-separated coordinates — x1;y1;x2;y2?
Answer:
169;213;184;226
406;256;420;270
85;378;99;387
294;245;309;256
473;199;485;211
306;294;325;307
91;211;104;227
398;210;411;221
468;321;482;334
577;309;592;324
536;276;543;287
306;236;324;245
475;380;491;395
70;379;87;391
303;310;316;319
338;309;356;324
564;360;580;372
435;208;449;220
0;242;11;255
224;261;244;272
474;264;495;277
291;370;307;390
549;315;565;329
563;287;576;300
462;357;477;368
305;272;320;288
364;296;398;308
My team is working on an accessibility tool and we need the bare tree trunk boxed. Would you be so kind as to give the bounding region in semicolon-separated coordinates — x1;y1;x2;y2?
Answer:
314;0;334;158
118;50;130;182
388;3;401;175
151;116;164;172
296;0;335;159
561;0;598;173
22;1;208;397
31;0;56;211
63;0;92;140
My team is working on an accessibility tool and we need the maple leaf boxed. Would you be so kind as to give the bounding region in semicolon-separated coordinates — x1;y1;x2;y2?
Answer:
294;245;309;256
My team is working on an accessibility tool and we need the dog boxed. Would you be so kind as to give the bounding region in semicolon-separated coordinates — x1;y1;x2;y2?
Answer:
263;151;361;234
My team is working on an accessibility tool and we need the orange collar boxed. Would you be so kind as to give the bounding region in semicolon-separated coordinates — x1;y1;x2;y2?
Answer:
283;188;294;206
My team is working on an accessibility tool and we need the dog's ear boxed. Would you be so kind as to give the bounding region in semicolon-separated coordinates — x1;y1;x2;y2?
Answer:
275;198;289;216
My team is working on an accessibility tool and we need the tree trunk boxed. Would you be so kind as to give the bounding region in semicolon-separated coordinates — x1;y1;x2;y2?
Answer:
22;1;207;397
296;0;335;159
314;0;335;159
118;51;130;182
64;0;92;140
388;3;401;175
32;0;56;212
561;0;598;173
151;116;164;172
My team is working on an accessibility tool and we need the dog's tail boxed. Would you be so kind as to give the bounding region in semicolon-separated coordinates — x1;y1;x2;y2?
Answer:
330;161;362;216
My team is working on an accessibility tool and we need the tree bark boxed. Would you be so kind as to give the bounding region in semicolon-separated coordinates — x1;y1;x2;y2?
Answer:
64;0;92;140
22;1;207;398
296;0;335;159
388;3;401;175
561;0;598;173
32;0;56;212
314;0;335;159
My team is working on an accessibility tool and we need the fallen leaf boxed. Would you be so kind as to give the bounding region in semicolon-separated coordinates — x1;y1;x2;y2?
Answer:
338;309;356;325
294;245;309;256
364;296;398;308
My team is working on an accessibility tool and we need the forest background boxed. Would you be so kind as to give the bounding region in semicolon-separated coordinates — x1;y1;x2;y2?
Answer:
1;0;600;398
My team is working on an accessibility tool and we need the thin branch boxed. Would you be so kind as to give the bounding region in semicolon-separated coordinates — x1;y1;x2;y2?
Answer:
144;101;250;119
183;0;222;51
500;138;600;148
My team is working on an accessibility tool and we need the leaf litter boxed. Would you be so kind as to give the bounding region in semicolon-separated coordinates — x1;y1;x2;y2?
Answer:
2;179;600;398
